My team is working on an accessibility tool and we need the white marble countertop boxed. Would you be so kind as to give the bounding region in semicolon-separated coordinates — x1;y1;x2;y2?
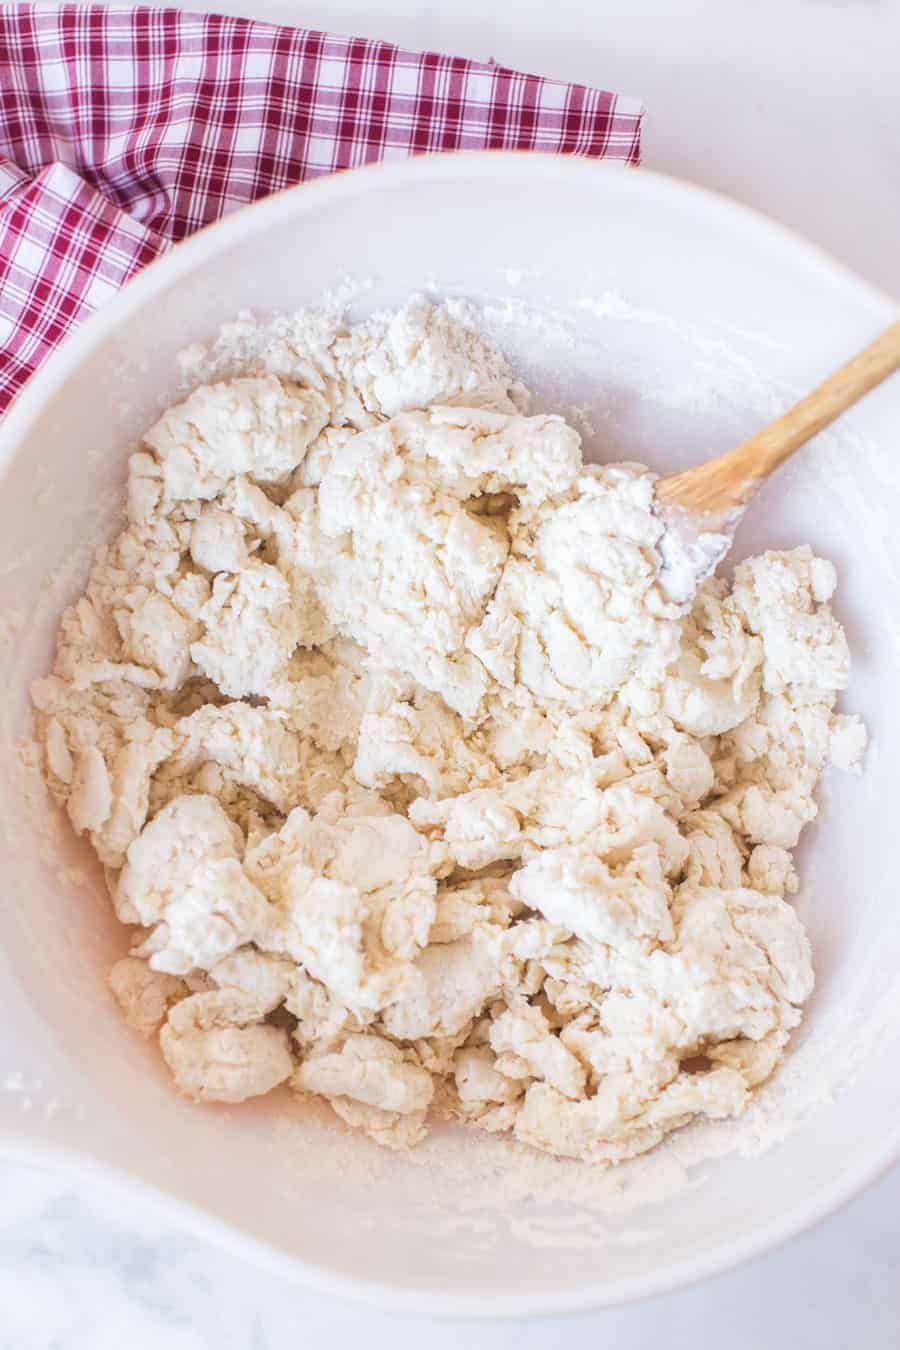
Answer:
4;2;899;1346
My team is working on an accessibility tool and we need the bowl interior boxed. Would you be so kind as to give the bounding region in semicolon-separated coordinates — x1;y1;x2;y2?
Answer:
0;155;898;1314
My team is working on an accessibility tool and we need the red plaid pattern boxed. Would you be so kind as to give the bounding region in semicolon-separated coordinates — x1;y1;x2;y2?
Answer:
0;4;644;414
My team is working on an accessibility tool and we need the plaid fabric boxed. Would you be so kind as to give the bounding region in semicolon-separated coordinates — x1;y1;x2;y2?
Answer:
0;4;644;414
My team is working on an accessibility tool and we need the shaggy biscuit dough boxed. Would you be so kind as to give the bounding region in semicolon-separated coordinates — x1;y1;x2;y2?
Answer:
33;298;866;1165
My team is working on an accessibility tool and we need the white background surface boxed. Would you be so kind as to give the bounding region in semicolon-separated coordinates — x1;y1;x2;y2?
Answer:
3;1;899;1346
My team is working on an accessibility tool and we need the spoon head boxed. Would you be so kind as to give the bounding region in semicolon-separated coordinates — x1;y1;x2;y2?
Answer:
654;499;745;603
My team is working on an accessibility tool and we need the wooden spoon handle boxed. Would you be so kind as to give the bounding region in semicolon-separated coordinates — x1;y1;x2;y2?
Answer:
657;319;900;516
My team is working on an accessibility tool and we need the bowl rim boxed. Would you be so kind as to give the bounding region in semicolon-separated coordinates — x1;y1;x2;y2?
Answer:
2;1127;899;1318
1;149;898;1317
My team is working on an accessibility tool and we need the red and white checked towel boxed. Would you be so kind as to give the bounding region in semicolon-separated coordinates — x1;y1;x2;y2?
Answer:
0;4;644;415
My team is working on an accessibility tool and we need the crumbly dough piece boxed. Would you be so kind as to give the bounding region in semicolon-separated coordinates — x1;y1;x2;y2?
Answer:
115;793;270;975
159;987;293;1104
312;406;581;718
144;375;329;503
244;789;451;1013
36;299;865;1159
294;1033;434;1150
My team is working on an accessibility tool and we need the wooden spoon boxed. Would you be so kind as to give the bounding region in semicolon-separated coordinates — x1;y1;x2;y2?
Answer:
654;320;900;599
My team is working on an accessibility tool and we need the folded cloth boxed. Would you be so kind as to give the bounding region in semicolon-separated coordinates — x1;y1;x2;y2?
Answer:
0;3;644;414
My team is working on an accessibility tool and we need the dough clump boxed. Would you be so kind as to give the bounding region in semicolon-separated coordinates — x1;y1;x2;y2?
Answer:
33;298;865;1164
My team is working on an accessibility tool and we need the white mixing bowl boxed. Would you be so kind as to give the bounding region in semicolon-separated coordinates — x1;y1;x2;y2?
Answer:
1;153;898;1316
